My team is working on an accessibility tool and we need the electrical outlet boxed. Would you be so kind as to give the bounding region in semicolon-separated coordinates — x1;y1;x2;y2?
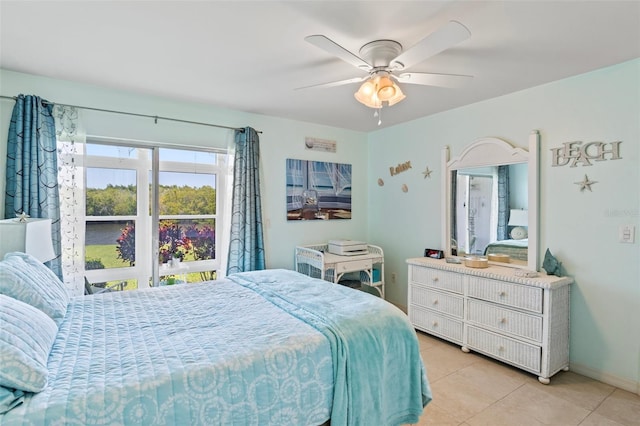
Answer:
391;272;397;284
619;225;636;243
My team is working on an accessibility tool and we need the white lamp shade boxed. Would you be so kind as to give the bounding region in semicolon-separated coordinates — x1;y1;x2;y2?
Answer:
354;75;407;109
376;76;396;101
354;80;382;108
386;85;406;106
508;209;528;227
0;218;56;262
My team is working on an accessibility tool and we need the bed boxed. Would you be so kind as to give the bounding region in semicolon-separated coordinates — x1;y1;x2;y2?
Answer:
0;253;430;425
483;238;528;261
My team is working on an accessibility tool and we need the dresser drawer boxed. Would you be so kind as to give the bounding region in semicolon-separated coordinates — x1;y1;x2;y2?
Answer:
410;305;463;344
466;325;541;373
336;259;372;274
411;286;463;318
468;277;543;313
467;299;542;343
410;266;463;294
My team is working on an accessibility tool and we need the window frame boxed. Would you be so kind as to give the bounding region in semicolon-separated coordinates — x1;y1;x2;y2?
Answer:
83;137;227;289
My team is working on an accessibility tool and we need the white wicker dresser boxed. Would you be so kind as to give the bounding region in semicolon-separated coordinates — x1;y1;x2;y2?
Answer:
407;257;573;384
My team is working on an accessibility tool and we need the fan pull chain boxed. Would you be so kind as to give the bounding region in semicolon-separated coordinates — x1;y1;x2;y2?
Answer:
373;108;382;126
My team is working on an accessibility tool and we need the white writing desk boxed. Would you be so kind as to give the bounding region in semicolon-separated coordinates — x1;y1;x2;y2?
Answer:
295;244;385;298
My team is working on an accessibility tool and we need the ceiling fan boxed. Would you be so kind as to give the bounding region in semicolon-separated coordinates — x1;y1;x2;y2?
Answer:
299;20;472;118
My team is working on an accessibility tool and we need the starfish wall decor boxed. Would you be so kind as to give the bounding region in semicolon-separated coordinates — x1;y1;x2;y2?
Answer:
574;174;597;192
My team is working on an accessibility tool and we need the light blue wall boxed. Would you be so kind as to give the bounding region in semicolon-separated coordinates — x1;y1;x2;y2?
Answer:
0;69;370;271
509;163;528;210
367;59;640;392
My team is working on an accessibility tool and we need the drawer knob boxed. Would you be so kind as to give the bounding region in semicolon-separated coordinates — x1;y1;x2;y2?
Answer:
498;346;505;352
499;291;507;297
432;277;439;283
499;317;507;324
432;299;439;305
432;321;439;327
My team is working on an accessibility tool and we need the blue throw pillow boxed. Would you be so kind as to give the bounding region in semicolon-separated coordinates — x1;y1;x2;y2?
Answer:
0;252;69;324
0;294;58;392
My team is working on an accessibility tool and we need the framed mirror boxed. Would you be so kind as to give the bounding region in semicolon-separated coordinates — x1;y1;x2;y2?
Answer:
441;131;540;271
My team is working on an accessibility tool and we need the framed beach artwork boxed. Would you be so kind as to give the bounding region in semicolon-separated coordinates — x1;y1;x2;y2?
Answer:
286;159;352;221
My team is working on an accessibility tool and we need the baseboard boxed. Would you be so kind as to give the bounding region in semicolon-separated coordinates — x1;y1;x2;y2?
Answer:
570;362;639;395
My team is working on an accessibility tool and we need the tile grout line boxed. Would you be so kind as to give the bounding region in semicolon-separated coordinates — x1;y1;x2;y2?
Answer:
462;381;529;424
583;386;618;418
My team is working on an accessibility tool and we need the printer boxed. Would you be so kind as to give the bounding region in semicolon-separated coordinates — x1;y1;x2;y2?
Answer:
328;240;368;256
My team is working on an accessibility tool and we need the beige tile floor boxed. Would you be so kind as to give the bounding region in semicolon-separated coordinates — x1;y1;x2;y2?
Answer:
412;331;640;426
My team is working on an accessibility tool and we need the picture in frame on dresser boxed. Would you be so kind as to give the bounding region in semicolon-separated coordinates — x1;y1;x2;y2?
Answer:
407;131;574;384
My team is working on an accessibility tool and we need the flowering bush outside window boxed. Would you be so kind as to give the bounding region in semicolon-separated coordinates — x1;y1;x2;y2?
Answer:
116;221;215;266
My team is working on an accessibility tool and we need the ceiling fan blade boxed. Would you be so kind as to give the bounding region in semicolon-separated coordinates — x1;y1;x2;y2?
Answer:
305;35;372;70
295;76;367;90
391;20;471;70
396;72;473;88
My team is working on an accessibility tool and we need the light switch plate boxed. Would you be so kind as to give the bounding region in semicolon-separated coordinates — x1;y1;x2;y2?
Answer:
619;225;635;243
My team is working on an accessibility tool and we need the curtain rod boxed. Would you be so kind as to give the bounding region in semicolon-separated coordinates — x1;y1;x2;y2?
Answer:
0;95;262;134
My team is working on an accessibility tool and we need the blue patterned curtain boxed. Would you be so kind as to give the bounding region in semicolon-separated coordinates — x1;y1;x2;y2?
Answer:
226;127;265;274
496;165;510;241
5;95;62;279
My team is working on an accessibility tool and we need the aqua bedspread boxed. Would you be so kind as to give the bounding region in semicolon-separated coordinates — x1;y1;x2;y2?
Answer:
229;269;431;425
2;269;430;425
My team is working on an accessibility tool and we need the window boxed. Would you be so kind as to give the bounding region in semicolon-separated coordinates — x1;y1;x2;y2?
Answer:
80;141;227;290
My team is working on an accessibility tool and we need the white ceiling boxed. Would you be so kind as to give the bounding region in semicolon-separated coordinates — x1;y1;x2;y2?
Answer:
1;1;639;132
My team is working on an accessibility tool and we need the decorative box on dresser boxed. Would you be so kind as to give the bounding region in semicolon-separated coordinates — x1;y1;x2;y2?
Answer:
407;257;573;384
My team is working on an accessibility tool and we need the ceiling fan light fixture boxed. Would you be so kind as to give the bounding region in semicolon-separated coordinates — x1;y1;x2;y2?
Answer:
354;75;405;108
304;21;474;121
376;76;396;101
355;79;382;108
386;86;406;106
354;90;382;108
356;79;376;97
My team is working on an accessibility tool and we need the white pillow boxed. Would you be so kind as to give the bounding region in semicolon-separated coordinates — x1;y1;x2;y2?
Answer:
0;294;58;392
0;252;69;324
510;226;528;240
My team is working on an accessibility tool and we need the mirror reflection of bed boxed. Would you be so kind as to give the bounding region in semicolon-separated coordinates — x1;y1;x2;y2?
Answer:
451;163;528;265
444;132;539;271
